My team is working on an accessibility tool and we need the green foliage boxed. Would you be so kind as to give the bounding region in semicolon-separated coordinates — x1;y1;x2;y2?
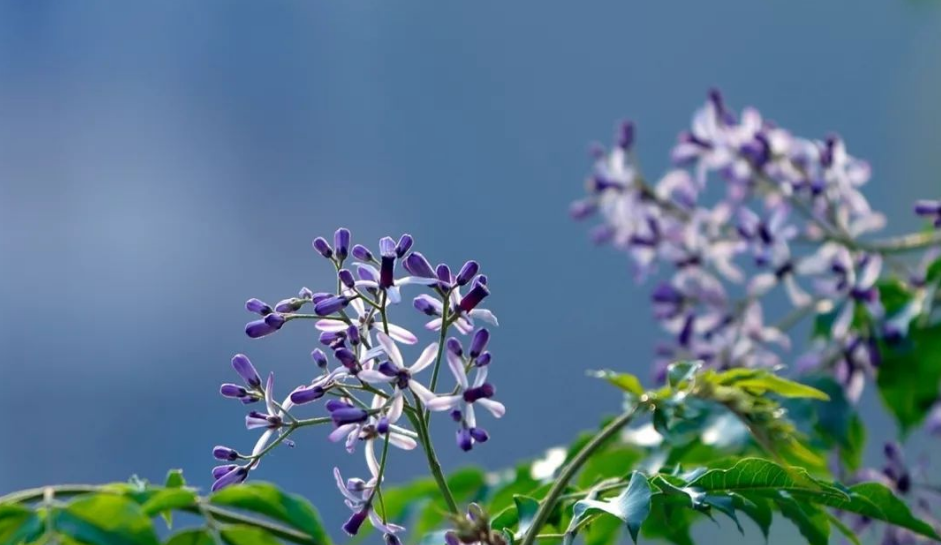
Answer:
570;472;651;543
0;473;330;545
877;322;941;435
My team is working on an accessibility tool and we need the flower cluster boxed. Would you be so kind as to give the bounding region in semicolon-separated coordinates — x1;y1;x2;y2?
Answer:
571;90;939;403
212;229;502;539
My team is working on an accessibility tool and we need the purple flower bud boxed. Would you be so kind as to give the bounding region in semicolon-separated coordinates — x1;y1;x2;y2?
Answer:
377;416;390;435
326;399;353;412
445;532;460;545
213;446;240;461
311;348;328;368
475;352;492;367
312;237;333;259
275;298;304;313
469;427;489;443
245;318;277;338
245;298;273;316
290;385;325;405
617;120;635;150
404;252;436;279
342;509;369;536
351;244;374;262
469;329;490;359
458;282;490;313
298;287;314;299
457;429;473;451
264;313;285;330
450;409;462;422
413;295;440;316
915;200;941;217
384;533;402;545
311;292;332;303
446;337;463;357
319;330;345;347
334;228;351;260
395;234;414;258
436;264;452;289
331;407;369;426
379;236;396;257
346;324;360;346
338;269;356;289
476;275;488;286
231;354;261;388
569;199;597;220
884;441;903;464
212;464;238;479
335;348;359;372
211;466;248;492
463;383;495;403
591;224;615;245
456;261;479;287
220;383;248;399
315;296;349;316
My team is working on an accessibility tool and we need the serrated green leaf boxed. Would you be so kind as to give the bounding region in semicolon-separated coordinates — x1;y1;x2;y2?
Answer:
164;528;215;545
54;494;160;545
876;323;941;434
220;525;282;545
210;482;330;545
588;370;644;396
0;504;43;545
573;472;650;543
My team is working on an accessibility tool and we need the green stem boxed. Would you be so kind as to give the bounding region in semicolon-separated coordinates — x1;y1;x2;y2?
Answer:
860;230;941;254
405;398;459;514
425;295;452;423
520;405;642;545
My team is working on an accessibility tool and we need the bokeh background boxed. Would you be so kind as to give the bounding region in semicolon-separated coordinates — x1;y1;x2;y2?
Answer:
2;1;940;542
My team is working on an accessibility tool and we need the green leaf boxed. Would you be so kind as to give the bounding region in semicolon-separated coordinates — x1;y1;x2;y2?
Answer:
714;369;829;400
876;322;941;434
55;494;160;545
731;493;772;539
588;370;644;396
775;493;830;545
514;496;540;536
220;525;283;545
803;482;941;540
576;447;642;489
0;504;43;545
688;459;841;499
164;528;215;545
210;482;330;545
824;510;862;545
164;469;186;489
639;500;695;545
141;488;197;521
667;361;701;389
573;472;651;543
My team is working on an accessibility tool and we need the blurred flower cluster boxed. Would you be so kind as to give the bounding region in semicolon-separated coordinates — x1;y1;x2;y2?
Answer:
571;90;941;404
213;229;502;539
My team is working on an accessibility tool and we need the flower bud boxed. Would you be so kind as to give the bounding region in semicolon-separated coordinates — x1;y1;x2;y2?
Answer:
245;298;273;316
346;324;360;346
315;296;349;316
264;313;285;329
220;383;248;398
395;234;414;258
334;228;351;260
446;337;463;357
338;269;356;289
290;385;326;405
231;354;261;388
457;428;473;451
211;466;248;492
404;252;436;278
469;329;490;358
617;120;635;150
312;237;333;258
331;407;369;426
413;294;440;316
469;427;489;443
212;464;238;479
436;264;452;289
455;261;479;286
298;287;314;300
275;298;304;313
212;446;240;461
351;244;374;262
342;509;369;536
569;199;597;220
311;348;328;368
475;352;492;367
379;237;397;288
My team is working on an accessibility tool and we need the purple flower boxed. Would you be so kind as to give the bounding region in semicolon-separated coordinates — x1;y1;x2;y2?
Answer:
333;466;404;537
455;261;479;287
316;295;418;345
352;244;374;262
213;446;240;461
426;349;505;451
245;313;285;339
357;332;439;404
404;252;436;279
395;234;413;258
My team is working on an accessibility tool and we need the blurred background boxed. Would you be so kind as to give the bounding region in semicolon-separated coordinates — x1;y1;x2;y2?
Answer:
1;1;940;542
